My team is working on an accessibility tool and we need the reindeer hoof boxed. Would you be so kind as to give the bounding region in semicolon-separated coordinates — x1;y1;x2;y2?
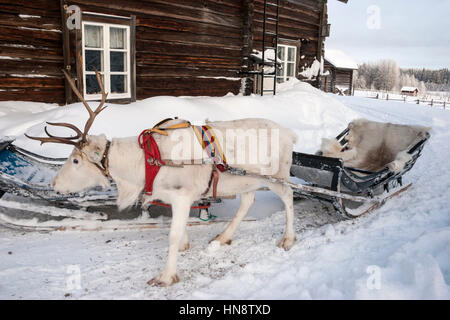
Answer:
147;273;180;287
278;236;296;251
179;242;190;252
210;234;232;246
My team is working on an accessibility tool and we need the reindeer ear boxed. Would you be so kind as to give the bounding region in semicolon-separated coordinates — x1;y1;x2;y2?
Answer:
85;134;107;163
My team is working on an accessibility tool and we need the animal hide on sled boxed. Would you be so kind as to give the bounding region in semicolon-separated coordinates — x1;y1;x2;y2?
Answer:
320;118;430;173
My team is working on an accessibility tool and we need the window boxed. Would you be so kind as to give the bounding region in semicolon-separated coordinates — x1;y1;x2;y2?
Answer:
82;21;131;100
276;44;297;83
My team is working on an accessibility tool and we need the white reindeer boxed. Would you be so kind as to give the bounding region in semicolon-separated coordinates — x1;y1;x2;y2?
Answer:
26;71;297;286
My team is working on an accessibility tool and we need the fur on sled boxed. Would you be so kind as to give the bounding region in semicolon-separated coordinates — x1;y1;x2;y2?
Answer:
319;119;431;173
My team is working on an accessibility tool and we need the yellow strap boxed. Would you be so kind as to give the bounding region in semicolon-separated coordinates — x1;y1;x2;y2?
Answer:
150;121;192;136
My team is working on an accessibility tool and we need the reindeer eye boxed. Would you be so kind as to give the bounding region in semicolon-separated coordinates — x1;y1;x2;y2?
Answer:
73;159;79;164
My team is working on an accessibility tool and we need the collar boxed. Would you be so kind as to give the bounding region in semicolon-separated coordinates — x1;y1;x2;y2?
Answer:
93;140;111;178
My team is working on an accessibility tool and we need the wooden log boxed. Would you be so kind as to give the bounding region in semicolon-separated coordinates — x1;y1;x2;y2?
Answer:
136;53;242;69
70;0;242;29
0;59;63;76
0;13;61;31
0;44;63;61
137;16;241;39
136;76;241;90
0;76;64;88
0;26;62;48
136;40;242;58
137;65;239;78
137;87;240;98
136;27;242;49
0;88;65;103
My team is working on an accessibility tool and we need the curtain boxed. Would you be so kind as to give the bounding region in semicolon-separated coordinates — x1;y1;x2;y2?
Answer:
85;25;102;48
110;27;125;49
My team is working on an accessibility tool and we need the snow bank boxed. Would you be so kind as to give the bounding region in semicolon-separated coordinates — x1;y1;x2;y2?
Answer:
0;80;358;158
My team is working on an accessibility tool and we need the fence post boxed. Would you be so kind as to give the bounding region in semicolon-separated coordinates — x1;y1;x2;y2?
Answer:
404;97;406;103
444;101;446;109
431;99;433;107
376;93;379;99
386;94;389;100
416;99;419;104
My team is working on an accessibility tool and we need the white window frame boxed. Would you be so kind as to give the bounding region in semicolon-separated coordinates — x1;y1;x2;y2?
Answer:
82;21;131;100
277;44;297;83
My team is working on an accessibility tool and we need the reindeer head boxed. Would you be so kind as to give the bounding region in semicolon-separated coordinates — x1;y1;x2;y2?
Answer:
26;70;111;194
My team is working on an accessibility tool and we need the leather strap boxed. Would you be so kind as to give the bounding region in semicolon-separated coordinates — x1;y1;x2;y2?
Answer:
203;166;219;199
92;140;111;178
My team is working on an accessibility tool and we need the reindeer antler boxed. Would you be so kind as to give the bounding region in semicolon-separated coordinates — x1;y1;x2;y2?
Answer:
25;70;108;148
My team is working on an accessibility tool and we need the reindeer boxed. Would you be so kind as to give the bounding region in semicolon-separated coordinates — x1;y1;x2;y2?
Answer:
26;71;297;286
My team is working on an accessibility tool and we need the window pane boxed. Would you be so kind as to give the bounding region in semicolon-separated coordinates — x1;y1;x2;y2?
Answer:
288;47;296;62
287;63;295;77
276;65;283;77
277;46;285;61
85;50;103;71
110;51;126;72
110;27;126;49
86;74;103;94
85;25;103;48
111;75;127;94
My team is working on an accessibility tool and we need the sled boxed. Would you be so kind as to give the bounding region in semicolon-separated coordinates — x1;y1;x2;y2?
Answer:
288;121;430;219
0;119;430;230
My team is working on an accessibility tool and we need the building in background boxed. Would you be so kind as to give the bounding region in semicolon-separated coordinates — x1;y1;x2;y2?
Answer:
0;0;347;105
322;49;358;95
401;87;419;96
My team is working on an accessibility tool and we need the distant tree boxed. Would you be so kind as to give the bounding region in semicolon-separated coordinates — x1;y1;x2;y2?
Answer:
374;59;399;91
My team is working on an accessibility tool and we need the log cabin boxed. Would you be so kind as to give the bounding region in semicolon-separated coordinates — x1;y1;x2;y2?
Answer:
401;87;419;97
322;49;358;95
0;0;348;105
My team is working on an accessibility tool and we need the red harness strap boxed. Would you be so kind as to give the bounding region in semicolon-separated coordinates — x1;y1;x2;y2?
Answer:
138;130;165;195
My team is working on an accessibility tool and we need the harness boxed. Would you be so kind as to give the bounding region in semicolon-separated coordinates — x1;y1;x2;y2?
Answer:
138;118;227;200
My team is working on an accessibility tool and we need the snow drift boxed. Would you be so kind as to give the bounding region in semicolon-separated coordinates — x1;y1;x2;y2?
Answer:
0;80;358;158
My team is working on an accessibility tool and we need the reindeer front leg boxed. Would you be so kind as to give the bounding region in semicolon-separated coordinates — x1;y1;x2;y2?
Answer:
148;197;192;286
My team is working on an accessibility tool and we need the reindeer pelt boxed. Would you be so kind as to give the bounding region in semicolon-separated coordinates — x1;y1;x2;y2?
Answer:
320;118;430;172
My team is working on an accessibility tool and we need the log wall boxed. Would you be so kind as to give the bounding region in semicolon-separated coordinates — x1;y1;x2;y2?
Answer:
323;60;354;95
252;0;323;80
0;0;64;103
0;0;328;104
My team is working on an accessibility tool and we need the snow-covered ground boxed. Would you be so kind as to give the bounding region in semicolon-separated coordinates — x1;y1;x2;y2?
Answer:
0;81;449;299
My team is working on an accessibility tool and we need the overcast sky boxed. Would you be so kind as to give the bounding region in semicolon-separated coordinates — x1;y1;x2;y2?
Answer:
326;0;450;69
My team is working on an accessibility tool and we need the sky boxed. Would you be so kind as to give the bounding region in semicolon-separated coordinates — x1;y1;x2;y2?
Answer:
326;0;450;69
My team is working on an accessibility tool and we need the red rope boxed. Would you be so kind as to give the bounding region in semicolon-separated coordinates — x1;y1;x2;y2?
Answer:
138;130;165;195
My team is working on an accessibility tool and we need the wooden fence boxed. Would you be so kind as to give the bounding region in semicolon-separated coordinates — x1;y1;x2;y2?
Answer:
369;93;448;109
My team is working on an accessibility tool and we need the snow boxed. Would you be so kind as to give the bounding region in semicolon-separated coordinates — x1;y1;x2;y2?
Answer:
299;58;325;80
0;82;449;299
325;49;358;70
0;80;357;158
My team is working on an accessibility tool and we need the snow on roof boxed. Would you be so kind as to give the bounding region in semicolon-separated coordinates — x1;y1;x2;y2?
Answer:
401;86;418;92
325;49;358;70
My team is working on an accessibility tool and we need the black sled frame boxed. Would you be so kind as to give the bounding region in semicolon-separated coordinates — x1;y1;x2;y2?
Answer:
290;128;430;219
